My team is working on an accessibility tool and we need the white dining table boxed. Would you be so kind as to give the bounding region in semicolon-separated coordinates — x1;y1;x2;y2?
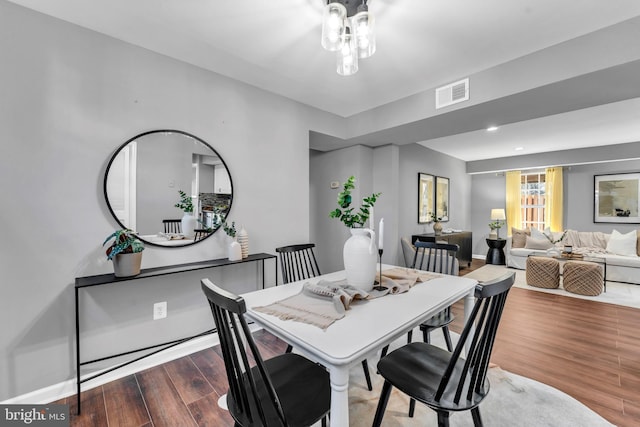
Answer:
241;265;477;427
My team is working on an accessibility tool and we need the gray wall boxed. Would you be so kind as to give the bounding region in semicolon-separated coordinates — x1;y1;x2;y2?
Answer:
310;143;471;270
0;1;342;401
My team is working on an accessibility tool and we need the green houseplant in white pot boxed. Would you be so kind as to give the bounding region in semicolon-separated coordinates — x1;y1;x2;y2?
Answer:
329;176;381;291
175;190;197;238
104;229;144;277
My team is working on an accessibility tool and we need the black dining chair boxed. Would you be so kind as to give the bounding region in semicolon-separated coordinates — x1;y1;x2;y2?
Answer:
275;243;374;392
201;278;330;427
412;241;460;350
162;219;182;233
372;272;516;427
194;229;211;241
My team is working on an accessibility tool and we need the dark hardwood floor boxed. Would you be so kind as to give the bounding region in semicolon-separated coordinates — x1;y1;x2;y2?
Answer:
57;259;640;426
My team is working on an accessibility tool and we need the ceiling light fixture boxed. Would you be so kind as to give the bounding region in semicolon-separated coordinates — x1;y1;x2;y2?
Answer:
486;126;499;132
321;0;376;76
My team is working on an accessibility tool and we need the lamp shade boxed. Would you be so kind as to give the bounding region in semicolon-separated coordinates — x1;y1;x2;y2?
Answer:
336;27;358;76
352;9;376;58
491;209;506;221
321;2;347;51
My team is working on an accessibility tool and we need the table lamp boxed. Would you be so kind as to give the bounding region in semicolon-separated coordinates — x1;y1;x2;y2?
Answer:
490;208;506;239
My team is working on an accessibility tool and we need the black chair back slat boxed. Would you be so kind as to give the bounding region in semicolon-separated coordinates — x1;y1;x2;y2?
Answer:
412;241;459;275
162;219;182;233
276;243;321;284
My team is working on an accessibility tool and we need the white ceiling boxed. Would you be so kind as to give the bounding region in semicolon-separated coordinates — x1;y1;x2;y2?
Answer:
8;0;640;161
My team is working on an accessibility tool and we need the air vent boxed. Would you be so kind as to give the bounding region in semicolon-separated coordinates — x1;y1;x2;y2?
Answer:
435;78;469;109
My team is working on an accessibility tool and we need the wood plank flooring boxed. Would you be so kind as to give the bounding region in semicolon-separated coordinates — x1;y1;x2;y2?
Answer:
56;259;640;426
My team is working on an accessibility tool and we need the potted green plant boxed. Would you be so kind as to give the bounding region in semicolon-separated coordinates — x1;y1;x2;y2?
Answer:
103;229;144;277
329;176;381;291
175;190;197;238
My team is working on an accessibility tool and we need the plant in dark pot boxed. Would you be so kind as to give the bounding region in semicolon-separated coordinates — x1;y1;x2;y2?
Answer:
104;229;145;277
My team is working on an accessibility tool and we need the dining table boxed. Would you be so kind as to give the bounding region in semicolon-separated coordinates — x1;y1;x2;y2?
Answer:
241;264;478;427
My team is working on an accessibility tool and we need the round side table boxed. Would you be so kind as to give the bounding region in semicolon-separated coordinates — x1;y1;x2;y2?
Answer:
485;238;507;265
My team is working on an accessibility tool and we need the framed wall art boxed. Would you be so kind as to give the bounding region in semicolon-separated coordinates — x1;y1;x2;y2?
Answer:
418;173;434;224
594;173;640;223
435;176;450;222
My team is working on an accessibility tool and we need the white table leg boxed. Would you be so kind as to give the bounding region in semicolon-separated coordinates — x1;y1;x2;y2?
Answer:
328;365;350;427
464;287;475;354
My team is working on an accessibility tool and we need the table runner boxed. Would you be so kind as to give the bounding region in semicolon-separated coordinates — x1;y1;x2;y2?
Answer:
253;268;442;330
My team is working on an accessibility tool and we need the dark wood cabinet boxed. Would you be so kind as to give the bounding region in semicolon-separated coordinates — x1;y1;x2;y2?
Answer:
411;231;473;268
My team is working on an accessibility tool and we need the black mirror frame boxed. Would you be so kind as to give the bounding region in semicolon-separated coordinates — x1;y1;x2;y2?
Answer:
104;129;233;248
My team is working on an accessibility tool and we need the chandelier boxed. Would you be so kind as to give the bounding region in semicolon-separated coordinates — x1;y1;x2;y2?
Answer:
321;0;376;76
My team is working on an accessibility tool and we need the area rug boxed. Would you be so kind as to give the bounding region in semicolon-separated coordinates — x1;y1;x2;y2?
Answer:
463;264;640;309
334;334;613;427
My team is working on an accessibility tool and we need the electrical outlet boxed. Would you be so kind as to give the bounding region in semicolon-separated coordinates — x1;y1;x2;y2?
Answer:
153;302;167;320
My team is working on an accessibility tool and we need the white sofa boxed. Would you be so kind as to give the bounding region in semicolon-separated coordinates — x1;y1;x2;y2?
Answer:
505;229;640;285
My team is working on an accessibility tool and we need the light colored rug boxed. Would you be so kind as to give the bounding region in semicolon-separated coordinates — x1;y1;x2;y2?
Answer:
314;332;613;427
464;264;640;309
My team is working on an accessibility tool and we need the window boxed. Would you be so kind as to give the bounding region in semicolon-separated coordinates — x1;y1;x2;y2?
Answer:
521;171;545;230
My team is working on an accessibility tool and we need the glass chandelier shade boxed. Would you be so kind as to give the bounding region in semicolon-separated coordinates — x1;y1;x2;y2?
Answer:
321;1;376;75
352;8;376;58
321;2;347;51
337;27;358;76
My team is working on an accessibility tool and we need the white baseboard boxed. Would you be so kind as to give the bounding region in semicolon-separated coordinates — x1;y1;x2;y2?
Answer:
1;329;235;405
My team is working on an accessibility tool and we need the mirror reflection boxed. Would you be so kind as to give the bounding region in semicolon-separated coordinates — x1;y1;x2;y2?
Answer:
104;130;233;247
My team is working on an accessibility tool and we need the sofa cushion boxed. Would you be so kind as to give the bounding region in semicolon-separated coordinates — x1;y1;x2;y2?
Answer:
525;236;554;250
606;229;638;257
511;227;530;248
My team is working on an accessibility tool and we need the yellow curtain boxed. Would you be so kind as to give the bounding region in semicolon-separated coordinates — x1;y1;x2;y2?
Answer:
505;170;521;236
545;167;564;231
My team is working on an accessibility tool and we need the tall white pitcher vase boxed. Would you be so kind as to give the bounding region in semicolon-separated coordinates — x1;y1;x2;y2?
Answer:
343;228;377;291
181;212;197;238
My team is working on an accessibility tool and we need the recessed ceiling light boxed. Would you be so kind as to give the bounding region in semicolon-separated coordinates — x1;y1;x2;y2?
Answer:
514;146;524;151
486;126;499;132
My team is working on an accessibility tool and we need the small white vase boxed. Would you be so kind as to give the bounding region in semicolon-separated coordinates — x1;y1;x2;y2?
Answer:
181;212;197;238
228;239;242;261
238;227;249;259
343;228;377;291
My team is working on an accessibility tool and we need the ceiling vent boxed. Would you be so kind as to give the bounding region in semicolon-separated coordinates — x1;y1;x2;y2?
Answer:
435;78;469;109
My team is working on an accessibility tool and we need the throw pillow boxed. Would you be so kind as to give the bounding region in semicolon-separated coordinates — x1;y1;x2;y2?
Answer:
524;236;554;250
530;227;552;241
606;229;638;257
511;227;530;248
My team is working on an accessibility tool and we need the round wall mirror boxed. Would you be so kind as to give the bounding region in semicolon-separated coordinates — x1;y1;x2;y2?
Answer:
104;130;233;247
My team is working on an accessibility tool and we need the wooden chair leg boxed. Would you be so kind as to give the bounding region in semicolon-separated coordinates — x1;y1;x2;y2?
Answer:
285;344;293;353
471;407;483;427
372;380;393;427
442;326;453;352
437;410;451;427
362;359;373;391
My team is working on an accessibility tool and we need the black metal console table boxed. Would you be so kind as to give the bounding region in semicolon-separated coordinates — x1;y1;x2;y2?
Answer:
74;253;277;414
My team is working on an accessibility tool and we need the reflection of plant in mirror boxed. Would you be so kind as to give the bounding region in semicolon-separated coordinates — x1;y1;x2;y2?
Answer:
329;176;381;228
103;229;144;260
174;190;193;213
223;221;236;238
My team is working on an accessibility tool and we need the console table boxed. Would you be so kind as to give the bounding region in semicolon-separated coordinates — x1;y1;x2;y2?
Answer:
74;253;276;414
412;231;473;267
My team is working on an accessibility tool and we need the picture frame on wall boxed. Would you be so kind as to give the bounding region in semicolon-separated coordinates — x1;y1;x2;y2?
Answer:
418;173;434;224
594;173;640;223
436;176;450;222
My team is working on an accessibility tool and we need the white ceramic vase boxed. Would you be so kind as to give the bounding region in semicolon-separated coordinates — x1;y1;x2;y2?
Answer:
238;227;249;259
181;212;197;238
112;252;143;277
228;239;242;261
343;228;377;291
